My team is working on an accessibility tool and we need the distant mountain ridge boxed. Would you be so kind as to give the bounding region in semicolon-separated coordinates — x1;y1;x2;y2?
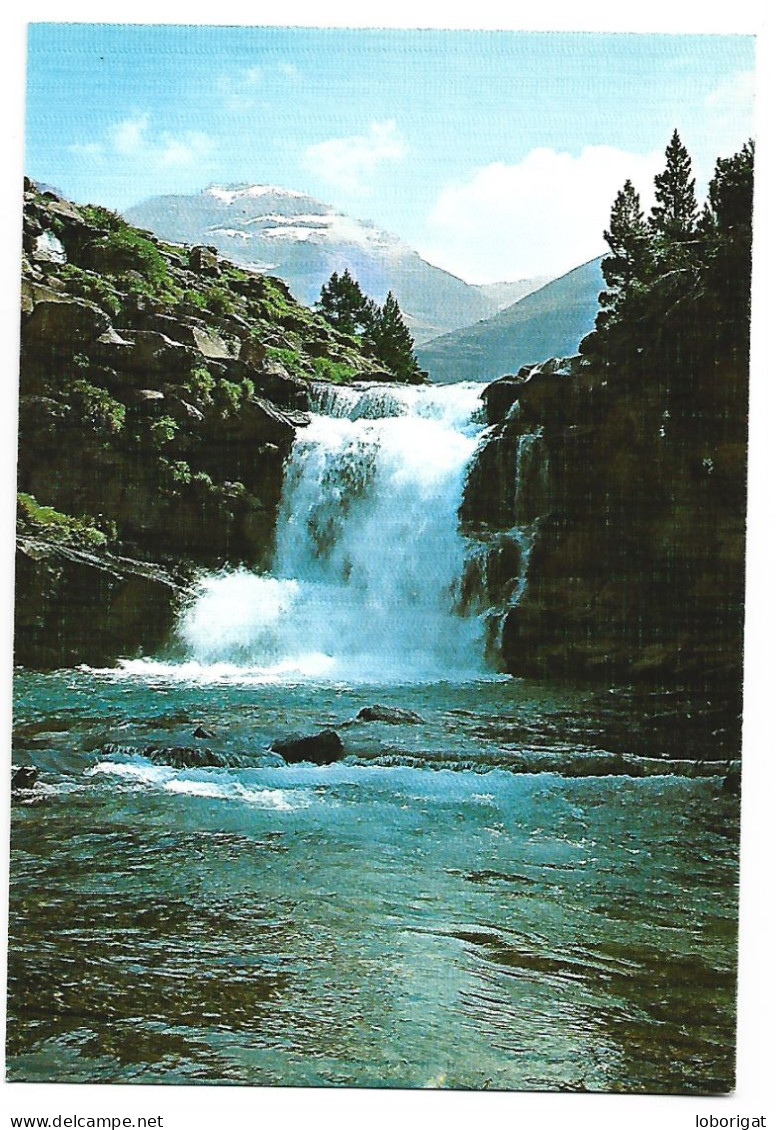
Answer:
125;184;547;344
476;276;554;311
416;258;605;384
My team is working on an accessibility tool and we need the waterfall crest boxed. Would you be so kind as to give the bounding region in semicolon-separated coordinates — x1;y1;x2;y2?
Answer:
177;382;491;682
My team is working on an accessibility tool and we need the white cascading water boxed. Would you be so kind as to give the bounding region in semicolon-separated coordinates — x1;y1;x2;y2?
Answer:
177;382;490;682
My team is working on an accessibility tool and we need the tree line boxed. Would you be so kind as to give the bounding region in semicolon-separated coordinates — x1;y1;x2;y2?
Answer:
316;270;423;382
581;129;754;400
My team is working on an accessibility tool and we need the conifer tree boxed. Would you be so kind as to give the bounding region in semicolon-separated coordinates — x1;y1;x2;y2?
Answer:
704;139;754;241
582;132;753;392
580;179;652;369
317;269;376;336
698;139;754;362
649;129;698;243
602;180;652;294
370;291;422;382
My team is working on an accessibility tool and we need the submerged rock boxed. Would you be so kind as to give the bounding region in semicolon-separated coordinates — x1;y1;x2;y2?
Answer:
271;729;345;765
354;704;425;725
143;745;222;768
12;766;39;791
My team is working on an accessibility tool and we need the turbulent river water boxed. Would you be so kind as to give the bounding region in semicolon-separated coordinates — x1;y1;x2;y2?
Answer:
8;382;739;1092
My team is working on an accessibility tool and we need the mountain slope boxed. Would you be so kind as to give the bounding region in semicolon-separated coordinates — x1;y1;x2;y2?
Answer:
417;257;605;384
124;185;497;344
474;276;553;310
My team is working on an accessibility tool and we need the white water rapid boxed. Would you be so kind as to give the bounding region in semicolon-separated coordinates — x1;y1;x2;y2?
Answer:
176;382;490;683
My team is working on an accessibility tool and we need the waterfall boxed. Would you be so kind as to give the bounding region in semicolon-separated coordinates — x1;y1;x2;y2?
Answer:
459;424;548;664
177;382;490;682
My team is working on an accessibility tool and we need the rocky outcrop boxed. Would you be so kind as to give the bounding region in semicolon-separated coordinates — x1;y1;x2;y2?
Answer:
15;536;186;669
463;355;747;690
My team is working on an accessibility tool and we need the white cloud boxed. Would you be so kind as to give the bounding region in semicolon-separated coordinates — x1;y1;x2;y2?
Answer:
69;142;104;160
217;66;264;111
158;132;215;168
418;146;662;284
305;120;406;194
704;70;756;161
705;69;756;118
70;115;215;172
218;62;300;111
109;114;149;155
671;71;755;196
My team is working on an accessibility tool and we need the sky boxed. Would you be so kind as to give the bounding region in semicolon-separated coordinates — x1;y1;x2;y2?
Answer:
25;24;756;285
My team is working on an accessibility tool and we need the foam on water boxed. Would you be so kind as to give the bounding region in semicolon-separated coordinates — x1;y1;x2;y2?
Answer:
89;759;314;808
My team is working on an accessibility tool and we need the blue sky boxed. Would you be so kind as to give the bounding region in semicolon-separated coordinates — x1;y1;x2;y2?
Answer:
26;24;755;282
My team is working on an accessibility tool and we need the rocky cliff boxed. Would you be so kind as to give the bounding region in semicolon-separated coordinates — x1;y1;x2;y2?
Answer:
16;180;410;667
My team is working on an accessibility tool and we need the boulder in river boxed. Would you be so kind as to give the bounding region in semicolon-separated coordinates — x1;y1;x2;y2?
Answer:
143;745;223;768
271;729;345;765
12;766;39;791
354;704;425;725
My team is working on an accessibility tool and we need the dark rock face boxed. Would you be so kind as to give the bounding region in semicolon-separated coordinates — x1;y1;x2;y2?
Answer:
188;245;220;275
463;356;747;689
15;537;185;669
354;705;425;725
98;742;278;769
271;730;345;765
22;296;111;355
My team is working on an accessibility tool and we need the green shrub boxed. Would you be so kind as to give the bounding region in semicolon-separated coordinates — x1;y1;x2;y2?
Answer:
312;356;359;384
17;492;110;551
264;345;309;378
159;461;215;495
183;366;216;407
162;459;192;484
149;415;179;445
71;380;126;436
59;264;122;319
215;379;243;416
260;280;294;319
80;204;125;232
181;288;208;310
203;286;235;317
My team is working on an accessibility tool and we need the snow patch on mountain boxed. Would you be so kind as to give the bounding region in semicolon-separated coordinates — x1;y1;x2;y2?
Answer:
205;184;310;205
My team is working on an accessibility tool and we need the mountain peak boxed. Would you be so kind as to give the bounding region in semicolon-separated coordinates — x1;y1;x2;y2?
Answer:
124;185;500;344
204;183;316;206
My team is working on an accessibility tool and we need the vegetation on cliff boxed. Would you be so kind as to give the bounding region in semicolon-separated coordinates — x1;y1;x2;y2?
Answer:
581;130;753;397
